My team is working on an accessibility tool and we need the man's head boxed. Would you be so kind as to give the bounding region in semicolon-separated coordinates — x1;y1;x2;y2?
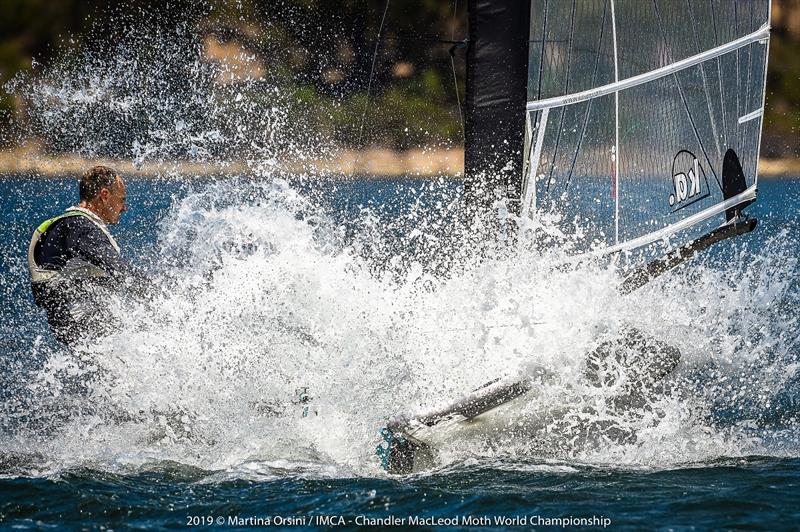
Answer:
79;165;127;224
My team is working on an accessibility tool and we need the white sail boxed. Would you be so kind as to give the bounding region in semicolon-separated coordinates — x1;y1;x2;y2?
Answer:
521;0;770;255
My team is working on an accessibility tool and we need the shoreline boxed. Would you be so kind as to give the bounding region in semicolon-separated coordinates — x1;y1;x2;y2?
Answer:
0;147;465;180
0;146;798;179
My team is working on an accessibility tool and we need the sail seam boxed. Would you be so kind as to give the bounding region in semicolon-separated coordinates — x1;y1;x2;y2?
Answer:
735;2;741;150
745;37;755;129
536;0;548;101
526;23;770;111
686;0;723;159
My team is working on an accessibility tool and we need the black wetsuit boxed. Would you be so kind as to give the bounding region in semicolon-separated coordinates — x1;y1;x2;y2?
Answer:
31;214;150;345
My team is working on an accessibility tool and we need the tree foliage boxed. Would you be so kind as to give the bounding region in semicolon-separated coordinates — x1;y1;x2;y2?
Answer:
0;0;797;156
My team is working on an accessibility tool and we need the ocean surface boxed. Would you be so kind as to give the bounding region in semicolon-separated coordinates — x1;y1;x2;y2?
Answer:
1;175;799;530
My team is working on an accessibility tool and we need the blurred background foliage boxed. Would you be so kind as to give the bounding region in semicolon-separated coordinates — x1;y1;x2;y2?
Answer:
764;0;800;157
0;0;797;157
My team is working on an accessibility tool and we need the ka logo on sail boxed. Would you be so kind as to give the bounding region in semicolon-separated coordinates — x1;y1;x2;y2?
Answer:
668;150;710;211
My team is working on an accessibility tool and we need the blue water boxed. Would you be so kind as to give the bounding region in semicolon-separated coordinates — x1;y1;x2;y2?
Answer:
1;176;799;530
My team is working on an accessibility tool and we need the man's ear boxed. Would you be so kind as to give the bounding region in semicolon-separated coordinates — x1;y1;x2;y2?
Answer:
99;188;110;200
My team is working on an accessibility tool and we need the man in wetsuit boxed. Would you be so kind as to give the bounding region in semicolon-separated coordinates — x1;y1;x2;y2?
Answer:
28;165;150;345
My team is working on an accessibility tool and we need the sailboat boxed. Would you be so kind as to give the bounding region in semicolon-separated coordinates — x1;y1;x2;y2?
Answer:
377;0;771;474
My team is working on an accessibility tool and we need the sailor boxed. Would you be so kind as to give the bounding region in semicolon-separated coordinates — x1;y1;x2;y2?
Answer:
28;165;151;345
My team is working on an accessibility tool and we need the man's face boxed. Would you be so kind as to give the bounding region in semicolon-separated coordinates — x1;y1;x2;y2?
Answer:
98;175;128;224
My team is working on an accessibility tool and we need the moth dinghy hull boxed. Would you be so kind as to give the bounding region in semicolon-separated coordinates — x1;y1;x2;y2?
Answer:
377;327;682;475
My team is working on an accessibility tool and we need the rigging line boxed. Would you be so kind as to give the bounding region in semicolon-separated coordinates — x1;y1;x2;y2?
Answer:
381;35;461;44
352;0;390;177
565;0;609;190
545;0;577;192
675;77;722;190
528;0;549;210
653;0;721;191
536;0;549;100
449;0;465;143
611;0;620;245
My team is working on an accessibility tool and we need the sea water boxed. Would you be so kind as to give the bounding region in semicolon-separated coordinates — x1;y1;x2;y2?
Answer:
0;175;798;530
1;11;799;528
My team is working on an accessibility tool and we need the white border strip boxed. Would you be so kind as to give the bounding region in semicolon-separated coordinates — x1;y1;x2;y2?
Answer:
526;24;770;111
738;107;763;124
521;108;549;218
579;184;757;258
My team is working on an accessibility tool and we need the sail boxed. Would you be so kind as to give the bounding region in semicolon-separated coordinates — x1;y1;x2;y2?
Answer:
521;0;770;255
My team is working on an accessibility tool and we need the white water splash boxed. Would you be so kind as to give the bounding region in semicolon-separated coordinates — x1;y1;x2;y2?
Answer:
1;11;798;479
3;175;796;479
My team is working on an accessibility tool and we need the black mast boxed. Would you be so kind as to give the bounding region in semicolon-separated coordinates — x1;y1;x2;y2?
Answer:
463;0;531;217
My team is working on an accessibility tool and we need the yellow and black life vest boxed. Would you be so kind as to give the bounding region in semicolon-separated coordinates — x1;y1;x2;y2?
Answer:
27;207;121;284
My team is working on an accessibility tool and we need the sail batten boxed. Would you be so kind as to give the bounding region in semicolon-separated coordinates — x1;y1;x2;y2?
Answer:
521;107;549;217
578;183;757;258
526;23;769;112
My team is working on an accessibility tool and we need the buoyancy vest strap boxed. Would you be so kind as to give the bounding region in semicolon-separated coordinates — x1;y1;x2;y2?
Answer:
36;211;86;235
28;208;121;283
63;207;120;253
